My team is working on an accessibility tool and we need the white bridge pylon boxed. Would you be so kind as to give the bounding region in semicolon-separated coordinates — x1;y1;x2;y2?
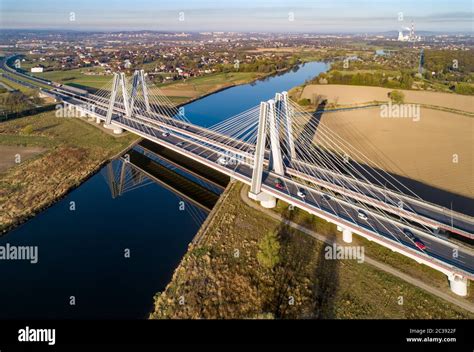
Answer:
130;69;150;113
249;91;295;208
105;69;151;126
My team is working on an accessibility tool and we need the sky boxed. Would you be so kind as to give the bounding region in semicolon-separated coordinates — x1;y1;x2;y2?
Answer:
0;0;472;33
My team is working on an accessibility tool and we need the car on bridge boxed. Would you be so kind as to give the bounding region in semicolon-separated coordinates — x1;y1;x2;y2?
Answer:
162;131;170;137
403;229;426;250
274;178;284;190
297;188;306;198
322;194;331;201
357;210;368;221
217;156;228;166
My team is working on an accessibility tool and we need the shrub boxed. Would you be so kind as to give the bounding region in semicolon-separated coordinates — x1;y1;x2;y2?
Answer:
257;231;281;270
297;98;311;106
389;90;405;104
455;83;474;95
21;124;34;135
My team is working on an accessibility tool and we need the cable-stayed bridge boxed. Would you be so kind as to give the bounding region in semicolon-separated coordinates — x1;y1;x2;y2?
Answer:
30;69;474;296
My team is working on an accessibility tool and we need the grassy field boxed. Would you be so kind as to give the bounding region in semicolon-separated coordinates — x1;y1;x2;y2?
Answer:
293;85;473;201
0;111;139;232
34;67;113;90
150;182;472;319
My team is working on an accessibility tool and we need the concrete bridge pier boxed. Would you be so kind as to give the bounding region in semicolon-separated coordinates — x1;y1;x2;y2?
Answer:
342;228;353;243
337;225;353;243
104;123;124;135
448;274;468;296
248;191;277;209
96;116;101;124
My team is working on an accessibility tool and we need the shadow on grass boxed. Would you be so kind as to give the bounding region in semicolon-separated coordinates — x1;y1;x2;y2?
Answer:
311;231;340;319
267;206;336;319
34;123;61;133
262;203;340;319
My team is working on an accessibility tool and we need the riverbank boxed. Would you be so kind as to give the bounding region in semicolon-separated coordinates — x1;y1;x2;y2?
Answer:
0;111;139;233
160;70;283;106
149;181;473;319
158;58;321;107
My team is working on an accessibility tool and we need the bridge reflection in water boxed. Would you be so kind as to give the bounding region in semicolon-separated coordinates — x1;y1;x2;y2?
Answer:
103;141;229;222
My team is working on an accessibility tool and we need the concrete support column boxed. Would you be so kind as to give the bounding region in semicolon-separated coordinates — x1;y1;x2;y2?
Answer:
104;123;123;134
342;228;353;243
96;116;101;124
448;274;468;297
337;225;353;243
249;101;277;209
248;191;276;209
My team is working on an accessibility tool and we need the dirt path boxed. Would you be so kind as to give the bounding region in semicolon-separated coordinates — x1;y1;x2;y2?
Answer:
239;185;474;313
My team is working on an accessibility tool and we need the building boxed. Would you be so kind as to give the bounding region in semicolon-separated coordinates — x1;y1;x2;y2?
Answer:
398;22;421;42
31;67;44;73
398;31;410;42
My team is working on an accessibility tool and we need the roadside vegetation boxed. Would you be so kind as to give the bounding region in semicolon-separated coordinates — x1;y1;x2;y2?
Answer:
0;90;45;114
0;75;32;93
34;67;112;90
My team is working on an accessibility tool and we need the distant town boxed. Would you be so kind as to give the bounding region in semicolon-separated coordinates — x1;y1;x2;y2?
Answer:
1;30;471;80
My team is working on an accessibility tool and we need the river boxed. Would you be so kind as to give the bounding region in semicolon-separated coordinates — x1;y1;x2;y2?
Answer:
0;61;329;319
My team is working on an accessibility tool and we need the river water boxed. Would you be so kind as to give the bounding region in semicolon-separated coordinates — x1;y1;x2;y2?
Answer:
0;61;329;319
